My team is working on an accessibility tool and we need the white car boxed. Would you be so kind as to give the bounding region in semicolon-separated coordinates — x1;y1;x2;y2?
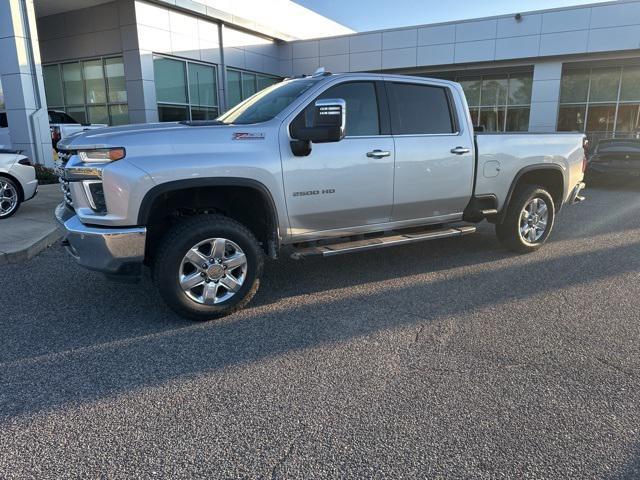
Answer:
0;149;38;219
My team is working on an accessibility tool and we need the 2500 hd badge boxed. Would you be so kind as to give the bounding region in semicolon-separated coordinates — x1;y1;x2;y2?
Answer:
292;189;336;197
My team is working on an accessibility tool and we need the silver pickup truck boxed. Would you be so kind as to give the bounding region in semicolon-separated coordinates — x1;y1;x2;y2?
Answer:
55;72;586;320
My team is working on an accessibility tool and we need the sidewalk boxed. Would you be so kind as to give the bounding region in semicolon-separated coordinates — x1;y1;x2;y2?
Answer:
0;184;62;264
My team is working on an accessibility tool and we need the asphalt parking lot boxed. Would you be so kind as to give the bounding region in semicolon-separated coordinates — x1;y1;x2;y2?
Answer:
1;180;639;479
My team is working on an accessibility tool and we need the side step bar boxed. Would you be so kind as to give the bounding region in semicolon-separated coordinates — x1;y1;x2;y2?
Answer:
291;225;476;259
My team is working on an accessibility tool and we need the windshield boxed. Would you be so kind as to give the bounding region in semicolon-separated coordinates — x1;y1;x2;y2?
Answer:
218;78;321;125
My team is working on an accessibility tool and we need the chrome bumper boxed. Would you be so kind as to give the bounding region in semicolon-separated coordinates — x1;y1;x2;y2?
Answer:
568;181;586;204
55;202;146;275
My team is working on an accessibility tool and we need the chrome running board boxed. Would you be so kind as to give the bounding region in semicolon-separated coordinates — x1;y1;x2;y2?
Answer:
291;225;476;259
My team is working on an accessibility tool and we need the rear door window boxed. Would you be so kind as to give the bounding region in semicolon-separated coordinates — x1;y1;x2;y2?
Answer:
387;82;455;135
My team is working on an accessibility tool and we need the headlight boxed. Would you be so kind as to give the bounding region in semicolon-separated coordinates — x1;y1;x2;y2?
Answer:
78;148;126;163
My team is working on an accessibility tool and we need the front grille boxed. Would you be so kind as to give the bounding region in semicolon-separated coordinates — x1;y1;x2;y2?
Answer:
59;177;73;208
56;150;74;209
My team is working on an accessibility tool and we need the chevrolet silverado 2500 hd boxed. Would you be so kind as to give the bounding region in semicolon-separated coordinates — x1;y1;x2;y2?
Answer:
55;72;586;320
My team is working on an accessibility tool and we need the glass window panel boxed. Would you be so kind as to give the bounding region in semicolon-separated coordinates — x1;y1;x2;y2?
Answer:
557;105;586;132
83;60;107;104
227;70;242;107
105;57;127;103
49;111;77;123
508;74;533;105
481;76;508;107
154;57;188;104
0;76;4;110
190;106;219;120
589;67;621;103
505;107;530;132
458;78;481;106
620;66;640;102
242;73;256;99
43;65;64;107
468;107;479;127
188;63;217;107
479;106;506;132
158;104;189;122
586;104;616;133
387;83;453;135
560;69;590;103
257;75;278;91
320;82;380;136
109;104;129;126
88;105;109;124
615;103;640;133
62;63;84;105
66;106;87;124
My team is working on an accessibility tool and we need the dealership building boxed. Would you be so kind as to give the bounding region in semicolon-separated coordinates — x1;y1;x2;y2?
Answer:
1;0;639;166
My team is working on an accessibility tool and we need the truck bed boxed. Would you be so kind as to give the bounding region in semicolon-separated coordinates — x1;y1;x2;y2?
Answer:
474;133;585;210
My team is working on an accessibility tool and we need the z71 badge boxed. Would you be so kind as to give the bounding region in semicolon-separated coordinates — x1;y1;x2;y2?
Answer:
232;132;265;140
293;189;335;197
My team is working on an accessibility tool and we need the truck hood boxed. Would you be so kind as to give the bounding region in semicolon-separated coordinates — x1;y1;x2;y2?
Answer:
57;122;212;150
57;121;277;171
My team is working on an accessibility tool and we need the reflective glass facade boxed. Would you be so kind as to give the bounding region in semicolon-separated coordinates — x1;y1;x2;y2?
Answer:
457;72;533;132
154;56;219;122
557;66;640;143
42;57;129;125
226;68;280;108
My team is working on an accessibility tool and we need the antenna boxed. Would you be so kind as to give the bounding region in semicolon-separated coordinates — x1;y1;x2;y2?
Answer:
312;66;331;77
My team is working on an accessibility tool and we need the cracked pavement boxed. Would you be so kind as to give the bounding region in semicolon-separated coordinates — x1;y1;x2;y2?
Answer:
1;180;640;478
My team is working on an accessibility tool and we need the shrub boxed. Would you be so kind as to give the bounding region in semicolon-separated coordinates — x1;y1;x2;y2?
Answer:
34;164;59;185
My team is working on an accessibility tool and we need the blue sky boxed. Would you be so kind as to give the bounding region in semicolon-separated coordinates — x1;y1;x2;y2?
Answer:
293;0;612;31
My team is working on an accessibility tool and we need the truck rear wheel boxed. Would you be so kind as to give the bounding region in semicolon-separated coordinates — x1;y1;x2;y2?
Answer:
152;214;264;321
496;185;555;253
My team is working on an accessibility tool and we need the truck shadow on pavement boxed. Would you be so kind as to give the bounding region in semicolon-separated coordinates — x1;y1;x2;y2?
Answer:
1;225;639;423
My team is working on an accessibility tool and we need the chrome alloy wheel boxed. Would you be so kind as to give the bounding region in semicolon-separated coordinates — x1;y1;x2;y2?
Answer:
519;197;549;243
179;237;248;305
0;178;18;217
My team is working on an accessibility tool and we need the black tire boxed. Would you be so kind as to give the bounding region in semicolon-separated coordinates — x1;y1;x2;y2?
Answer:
496;185;555;253
0;176;21;219
152;214;264;321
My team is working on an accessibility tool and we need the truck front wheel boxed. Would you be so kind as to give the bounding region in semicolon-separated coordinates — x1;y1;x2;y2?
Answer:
496;185;555;253
153;214;264;320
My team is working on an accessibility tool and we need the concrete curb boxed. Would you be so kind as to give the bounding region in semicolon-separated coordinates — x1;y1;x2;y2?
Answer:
0;227;62;265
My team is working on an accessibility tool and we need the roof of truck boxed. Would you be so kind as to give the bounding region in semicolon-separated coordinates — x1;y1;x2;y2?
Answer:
286;70;458;87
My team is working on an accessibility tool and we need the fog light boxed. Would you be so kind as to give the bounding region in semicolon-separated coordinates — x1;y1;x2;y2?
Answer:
82;180;106;213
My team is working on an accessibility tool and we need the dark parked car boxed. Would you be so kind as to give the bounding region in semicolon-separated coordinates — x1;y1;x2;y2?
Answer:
588;138;640;179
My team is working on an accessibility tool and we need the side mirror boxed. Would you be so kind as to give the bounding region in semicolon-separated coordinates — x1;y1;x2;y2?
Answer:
295;98;346;143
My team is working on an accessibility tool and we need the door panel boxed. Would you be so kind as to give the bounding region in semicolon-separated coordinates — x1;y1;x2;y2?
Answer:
281;80;395;238
386;81;474;221
392;136;473;220
281;137;395;236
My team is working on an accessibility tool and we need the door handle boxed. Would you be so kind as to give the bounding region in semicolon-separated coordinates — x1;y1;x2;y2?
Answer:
366;150;391;159
451;146;471;155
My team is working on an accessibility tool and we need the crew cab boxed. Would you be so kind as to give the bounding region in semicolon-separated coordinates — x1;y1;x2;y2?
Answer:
55;71;586;320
